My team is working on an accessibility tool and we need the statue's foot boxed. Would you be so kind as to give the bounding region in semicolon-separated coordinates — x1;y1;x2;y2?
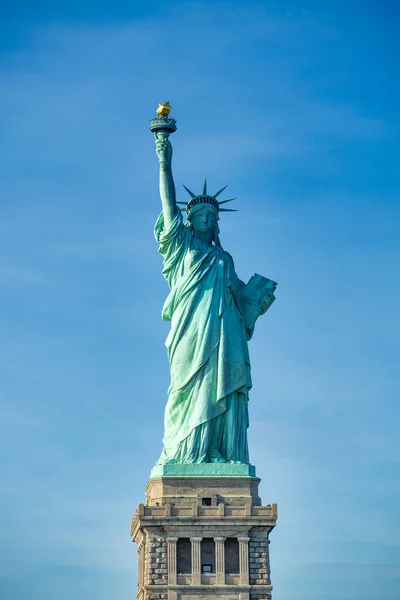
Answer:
209;449;227;463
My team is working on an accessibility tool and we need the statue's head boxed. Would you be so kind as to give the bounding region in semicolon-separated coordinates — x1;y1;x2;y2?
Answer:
188;204;218;232
177;179;237;241
186;204;220;244
177;180;236;218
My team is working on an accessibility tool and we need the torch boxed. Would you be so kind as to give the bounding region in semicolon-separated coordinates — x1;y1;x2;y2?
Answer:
149;101;177;144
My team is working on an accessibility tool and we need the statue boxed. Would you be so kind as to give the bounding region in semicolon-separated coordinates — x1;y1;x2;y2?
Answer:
150;104;277;466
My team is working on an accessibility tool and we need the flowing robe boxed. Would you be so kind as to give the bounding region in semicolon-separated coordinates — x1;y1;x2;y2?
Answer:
155;211;252;464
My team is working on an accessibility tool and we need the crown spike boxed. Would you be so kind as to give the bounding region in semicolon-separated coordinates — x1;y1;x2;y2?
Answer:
183;185;196;199
202;178;207;195
219;208;238;212
212;185;228;199
218;197;236;205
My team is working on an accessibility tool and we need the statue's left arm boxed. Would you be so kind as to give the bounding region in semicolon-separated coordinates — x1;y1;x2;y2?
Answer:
239;274;277;341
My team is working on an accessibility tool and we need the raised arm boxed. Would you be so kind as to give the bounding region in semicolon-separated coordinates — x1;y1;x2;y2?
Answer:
154;132;178;230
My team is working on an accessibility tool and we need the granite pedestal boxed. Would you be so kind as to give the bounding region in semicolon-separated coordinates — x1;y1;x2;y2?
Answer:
131;464;277;600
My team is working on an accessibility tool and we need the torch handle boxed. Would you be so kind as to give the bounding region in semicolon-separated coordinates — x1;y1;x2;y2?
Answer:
154;130;173;165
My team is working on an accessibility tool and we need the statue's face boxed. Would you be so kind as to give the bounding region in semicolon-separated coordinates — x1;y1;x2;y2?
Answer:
190;206;218;234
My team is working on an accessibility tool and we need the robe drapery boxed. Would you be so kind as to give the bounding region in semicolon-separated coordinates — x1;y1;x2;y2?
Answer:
155;211;252;464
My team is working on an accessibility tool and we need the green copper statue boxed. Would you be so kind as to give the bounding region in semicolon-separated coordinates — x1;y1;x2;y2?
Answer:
150;104;277;466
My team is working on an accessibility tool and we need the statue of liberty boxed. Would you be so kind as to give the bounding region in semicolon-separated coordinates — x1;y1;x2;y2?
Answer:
152;105;276;466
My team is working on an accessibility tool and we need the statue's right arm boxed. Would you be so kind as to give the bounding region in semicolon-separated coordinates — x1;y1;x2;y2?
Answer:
154;133;178;230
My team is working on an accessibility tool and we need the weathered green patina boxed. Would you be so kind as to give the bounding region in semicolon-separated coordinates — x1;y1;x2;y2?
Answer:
150;463;257;479
151;110;276;468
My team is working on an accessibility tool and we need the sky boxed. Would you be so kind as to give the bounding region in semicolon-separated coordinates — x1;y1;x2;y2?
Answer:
0;1;399;599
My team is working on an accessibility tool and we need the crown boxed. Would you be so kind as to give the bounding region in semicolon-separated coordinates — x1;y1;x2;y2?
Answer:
177;179;237;215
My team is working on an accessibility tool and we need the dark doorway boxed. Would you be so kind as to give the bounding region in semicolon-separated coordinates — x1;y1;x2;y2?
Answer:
225;538;240;574
177;538;191;574
201;538;215;573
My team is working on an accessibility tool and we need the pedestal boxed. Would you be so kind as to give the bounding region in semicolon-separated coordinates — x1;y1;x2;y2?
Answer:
130;465;277;600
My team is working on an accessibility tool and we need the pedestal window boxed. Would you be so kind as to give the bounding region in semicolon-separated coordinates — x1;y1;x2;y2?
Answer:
201;538;216;573
225;537;240;574
177;538;192;574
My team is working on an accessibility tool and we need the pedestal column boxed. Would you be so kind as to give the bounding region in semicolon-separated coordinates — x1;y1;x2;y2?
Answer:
167;537;178;585
190;537;202;585
238;536;250;585
214;536;226;585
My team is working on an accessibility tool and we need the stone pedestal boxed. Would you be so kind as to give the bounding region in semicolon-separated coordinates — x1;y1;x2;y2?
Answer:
130;465;277;600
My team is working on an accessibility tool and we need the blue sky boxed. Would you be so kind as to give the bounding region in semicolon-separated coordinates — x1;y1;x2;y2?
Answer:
0;1;399;599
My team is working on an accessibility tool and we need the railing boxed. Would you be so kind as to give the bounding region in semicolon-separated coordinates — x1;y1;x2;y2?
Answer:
198;507;219;517
144;507;165;517
253;505;278;518
224;506;247;517
135;502;278;519
173;507;193;517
